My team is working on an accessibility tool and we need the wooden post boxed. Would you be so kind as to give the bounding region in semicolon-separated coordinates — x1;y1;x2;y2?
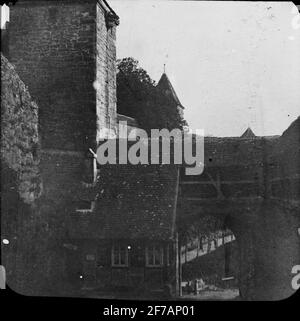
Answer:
175;232;179;296
224;242;231;277
171;167;180;296
200;236;203;251
179;235;182;297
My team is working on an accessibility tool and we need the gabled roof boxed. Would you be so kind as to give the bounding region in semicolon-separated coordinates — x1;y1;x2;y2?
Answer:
157;73;184;109
240;127;256;139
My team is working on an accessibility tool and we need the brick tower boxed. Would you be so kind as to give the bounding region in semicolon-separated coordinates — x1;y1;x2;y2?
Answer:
8;0;119;151
6;0;120;288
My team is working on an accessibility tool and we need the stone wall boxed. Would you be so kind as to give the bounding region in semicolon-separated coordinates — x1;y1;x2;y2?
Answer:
1;53;44;294
96;3;118;139
4;0;119;295
179;119;300;300
1;53;41;203
8;0;95;150
8;0;118;151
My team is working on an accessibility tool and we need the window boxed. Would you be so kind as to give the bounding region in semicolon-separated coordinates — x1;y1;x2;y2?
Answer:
75;201;95;213
146;245;163;267
111;244;128;267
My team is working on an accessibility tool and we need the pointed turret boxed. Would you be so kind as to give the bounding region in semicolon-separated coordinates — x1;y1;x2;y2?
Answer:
241;127;256;139
157;73;184;110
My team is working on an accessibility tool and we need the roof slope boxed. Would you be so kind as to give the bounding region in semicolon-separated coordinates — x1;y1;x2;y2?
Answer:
157;73;184;109
95;164;179;240
240;127;256;139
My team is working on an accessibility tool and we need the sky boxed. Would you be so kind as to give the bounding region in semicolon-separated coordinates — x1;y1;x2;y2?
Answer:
111;0;300;137
0;4;9;29
1;2;299;137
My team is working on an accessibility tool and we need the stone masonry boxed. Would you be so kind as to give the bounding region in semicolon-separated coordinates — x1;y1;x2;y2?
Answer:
5;0;119;293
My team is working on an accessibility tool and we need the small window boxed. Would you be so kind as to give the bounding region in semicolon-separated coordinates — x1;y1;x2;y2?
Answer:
112;244;128;267
75;201;94;213
146;245;163;267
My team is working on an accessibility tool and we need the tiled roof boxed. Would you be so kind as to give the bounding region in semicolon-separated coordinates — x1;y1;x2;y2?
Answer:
95;164;179;240
240;127;256;139
157;73;184;109
68;118;299;240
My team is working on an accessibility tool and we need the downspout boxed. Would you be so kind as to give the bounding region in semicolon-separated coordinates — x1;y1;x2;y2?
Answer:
171;166;180;238
171;166;181;296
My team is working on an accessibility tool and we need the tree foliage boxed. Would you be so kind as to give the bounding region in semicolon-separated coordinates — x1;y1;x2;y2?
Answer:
117;57;187;132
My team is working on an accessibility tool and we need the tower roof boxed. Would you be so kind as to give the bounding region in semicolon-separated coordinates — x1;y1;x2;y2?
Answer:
157;73;184;109
241;127;256;139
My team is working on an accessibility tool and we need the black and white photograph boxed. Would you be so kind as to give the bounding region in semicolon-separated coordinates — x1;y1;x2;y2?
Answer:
0;0;300;305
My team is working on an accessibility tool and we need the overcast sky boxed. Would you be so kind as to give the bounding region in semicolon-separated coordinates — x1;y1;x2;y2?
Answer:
111;0;300;137
1;2;299;136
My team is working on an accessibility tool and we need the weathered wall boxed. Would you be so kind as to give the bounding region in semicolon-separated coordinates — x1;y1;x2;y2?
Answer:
8;0;97;151
7;0;118;221
269;117;300;201
8;0;118;150
1;53;44;294
249;201;300;300
179;120;300;300
5;0;119;295
96;3;118;138
257;116;300;300
64;239;174;295
1;53;41;203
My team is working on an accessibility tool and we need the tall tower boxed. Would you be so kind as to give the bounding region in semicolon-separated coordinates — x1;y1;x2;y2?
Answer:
5;0;120;290
7;0;119;223
8;0;119;151
157;72;184;118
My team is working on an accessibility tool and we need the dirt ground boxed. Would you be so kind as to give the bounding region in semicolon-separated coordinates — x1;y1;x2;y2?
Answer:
179;288;240;301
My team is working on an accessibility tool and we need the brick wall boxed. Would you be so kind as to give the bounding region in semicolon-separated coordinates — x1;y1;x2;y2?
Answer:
5;0;119;294
9;0;95;150
8;0;118;213
8;0;118;151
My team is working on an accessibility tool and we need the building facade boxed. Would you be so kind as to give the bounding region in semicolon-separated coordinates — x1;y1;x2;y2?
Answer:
2;0;299;299
5;0;182;295
5;0;121;293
